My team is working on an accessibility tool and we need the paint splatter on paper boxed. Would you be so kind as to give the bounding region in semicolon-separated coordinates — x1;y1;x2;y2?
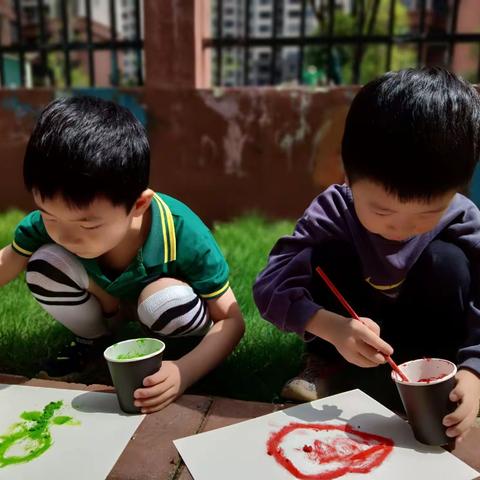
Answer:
267;422;393;479
0;401;79;468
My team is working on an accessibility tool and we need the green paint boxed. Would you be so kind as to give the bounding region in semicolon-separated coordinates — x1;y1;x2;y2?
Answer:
52;416;79;426
115;339;161;360
116;351;147;360
0;400;80;468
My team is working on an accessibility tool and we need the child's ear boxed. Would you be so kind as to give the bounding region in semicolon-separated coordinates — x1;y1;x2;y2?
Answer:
132;189;154;217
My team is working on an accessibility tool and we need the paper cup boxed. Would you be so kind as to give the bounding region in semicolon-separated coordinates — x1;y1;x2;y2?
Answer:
391;358;457;445
104;338;165;414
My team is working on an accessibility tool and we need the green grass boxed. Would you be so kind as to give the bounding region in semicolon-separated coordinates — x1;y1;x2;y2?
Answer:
0;211;302;403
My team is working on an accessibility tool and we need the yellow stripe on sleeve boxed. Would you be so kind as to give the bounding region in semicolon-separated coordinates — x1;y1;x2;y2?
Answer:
153;195;169;264
155;194;177;262
200;281;230;299
12;241;33;257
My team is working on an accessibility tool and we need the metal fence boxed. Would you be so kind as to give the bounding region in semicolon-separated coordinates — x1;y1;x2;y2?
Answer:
0;0;144;88
205;0;480;86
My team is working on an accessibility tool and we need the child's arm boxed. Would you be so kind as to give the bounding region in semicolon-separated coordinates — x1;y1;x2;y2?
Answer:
0;245;29;286
305;309;393;368
253;190;349;338
133;287;245;413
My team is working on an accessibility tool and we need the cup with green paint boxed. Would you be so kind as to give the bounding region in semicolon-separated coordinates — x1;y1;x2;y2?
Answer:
104;338;165;414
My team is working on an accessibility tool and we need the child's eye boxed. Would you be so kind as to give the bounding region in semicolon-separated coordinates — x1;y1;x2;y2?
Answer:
374;211;391;217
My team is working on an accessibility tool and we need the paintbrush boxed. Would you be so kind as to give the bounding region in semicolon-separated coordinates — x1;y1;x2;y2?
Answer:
315;266;409;382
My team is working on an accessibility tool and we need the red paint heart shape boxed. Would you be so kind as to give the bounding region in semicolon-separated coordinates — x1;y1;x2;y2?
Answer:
267;422;393;479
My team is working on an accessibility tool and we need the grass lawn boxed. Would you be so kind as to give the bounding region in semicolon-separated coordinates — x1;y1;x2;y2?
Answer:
0;211;304;403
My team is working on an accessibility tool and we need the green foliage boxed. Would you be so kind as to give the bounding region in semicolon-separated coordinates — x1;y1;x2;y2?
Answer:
305;0;416;84
47;52;90;88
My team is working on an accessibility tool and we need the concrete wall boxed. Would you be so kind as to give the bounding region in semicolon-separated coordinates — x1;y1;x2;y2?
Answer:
0;85;353;223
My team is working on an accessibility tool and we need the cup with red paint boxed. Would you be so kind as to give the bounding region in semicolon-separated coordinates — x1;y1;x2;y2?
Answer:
391;358;457;446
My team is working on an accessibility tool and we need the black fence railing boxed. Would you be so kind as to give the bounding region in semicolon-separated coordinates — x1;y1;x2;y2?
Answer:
0;0;144;88
205;0;480;87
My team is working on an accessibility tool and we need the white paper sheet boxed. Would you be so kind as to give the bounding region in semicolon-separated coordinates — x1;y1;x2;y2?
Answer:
0;384;144;479
174;389;479;480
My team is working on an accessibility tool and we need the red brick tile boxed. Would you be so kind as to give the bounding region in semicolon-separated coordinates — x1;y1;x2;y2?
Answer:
23;378;87;390
0;373;28;384
107;395;212;480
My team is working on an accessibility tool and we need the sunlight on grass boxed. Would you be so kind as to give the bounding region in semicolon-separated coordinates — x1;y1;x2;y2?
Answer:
0;210;302;402
201;214;303;401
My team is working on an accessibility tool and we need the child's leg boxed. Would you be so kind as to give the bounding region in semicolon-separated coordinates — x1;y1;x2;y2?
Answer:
25;244;118;378
26;244;111;339
382;239;470;364
137;278;211;359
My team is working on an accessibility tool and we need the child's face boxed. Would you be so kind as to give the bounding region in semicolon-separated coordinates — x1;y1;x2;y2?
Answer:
350;179;455;242
33;191;145;259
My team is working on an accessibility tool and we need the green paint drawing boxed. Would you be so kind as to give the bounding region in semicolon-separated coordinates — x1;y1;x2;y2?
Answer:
0;400;80;468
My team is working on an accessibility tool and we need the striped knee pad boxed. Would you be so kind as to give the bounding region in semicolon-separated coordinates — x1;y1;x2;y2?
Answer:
137;285;211;337
25;244;108;338
26;244;90;305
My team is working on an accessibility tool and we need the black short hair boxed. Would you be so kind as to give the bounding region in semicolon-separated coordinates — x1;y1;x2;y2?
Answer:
24;95;150;211
342;67;480;200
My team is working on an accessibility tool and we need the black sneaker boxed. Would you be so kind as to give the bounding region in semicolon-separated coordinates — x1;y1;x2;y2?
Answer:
37;336;111;382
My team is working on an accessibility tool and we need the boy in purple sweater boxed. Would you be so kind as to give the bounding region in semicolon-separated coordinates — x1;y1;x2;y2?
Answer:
253;68;480;442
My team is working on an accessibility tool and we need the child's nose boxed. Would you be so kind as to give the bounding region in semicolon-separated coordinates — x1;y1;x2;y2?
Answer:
58;231;80;247
388;221;416;235
397;222;416;235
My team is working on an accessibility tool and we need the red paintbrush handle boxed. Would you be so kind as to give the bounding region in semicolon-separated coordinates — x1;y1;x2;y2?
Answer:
315;266;360;320
385;355;409;382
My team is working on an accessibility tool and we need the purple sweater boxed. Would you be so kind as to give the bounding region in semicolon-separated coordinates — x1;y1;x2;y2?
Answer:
253;184;480;374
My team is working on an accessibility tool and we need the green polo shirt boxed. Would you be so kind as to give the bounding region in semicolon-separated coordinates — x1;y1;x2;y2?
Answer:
13;193;230;301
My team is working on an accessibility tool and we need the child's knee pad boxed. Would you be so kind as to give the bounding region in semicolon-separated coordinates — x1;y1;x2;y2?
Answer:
25;244;107;339
26;244;89;301
137;285;210;337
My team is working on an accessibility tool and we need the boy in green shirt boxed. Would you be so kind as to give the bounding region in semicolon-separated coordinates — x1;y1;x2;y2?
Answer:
0;96;245;413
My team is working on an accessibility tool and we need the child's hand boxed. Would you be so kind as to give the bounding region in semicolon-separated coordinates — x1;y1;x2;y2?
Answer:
133;360;189;414
443;369;480;442
326;316;394;368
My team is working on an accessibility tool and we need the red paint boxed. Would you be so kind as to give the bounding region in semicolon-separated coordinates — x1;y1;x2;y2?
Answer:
417;373;447;383
267;422;393;480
